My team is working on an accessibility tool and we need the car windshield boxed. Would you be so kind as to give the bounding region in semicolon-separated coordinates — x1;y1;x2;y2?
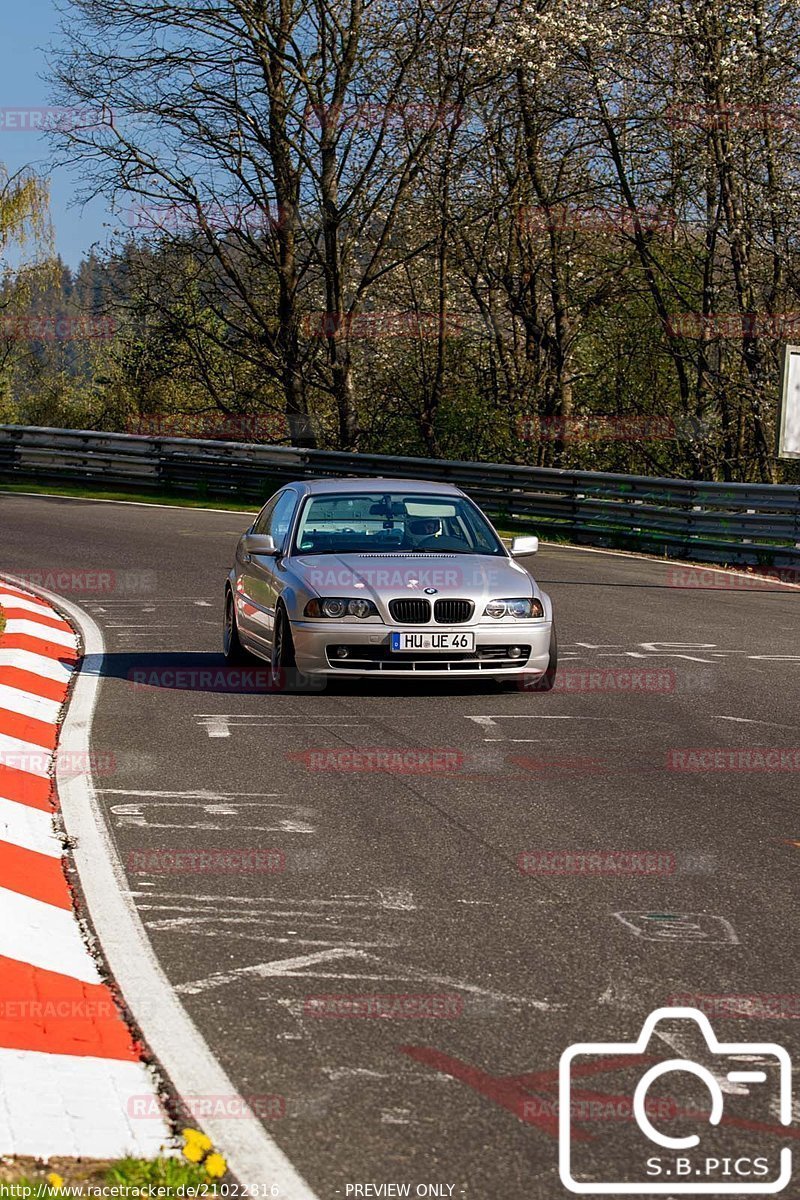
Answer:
293;492;505;556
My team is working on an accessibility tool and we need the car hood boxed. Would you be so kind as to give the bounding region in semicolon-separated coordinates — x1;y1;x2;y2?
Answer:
291;551;539;606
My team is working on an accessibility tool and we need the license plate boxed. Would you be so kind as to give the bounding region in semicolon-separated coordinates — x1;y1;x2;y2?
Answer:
390;631;474;652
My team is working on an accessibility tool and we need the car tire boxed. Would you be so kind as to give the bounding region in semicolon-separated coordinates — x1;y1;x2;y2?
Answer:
270;603;298;691
223;589;251;663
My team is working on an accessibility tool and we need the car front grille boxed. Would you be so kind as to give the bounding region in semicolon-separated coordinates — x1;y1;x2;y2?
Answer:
326;644;532;671
434;599;474;624
388;598;431;624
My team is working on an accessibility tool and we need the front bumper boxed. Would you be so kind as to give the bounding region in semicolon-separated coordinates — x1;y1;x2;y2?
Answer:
290;619;552;678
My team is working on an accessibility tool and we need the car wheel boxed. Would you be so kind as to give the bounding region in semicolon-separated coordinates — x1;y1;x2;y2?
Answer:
270;603;297;691
223;589;250;663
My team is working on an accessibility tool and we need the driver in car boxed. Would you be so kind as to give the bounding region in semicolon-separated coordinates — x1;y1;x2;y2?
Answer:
407;516;442;544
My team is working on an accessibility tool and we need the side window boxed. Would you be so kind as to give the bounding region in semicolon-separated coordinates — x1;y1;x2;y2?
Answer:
266;490;299;550
252;495;279;535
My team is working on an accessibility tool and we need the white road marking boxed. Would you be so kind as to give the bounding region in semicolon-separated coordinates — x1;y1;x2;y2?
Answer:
381;1109;412;1125
178;948;558;1010
2;618;76;648
466;715;589;728
0;1049;173;1159
0;732;53;777
0;683;63;724
201;715;233;738
196;714;369;738
0;647;75;683
8;578;319;1198
99;788;289;800
0;794;61;857
377;889;416;911
545;543;800;588
0;886;102;983
89;599;219;605
323;1067;391;1080
177;948;363;994
613;911;739;944
713;715;797;728
107;798;308;833
0;489;255;515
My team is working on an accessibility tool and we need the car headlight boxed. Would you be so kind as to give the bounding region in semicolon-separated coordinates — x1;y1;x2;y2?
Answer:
483;597;544;619
304;597;379;619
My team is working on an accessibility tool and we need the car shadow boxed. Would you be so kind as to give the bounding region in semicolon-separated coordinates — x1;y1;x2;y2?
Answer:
79;651;513;697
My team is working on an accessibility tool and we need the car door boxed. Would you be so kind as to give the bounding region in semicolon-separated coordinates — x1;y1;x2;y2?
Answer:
236;489;299;650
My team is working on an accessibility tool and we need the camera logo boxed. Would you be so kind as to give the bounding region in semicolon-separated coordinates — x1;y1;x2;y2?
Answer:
559;1007;792;1193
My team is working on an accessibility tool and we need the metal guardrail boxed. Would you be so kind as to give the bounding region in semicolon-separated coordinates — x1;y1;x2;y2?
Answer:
1;424;799;569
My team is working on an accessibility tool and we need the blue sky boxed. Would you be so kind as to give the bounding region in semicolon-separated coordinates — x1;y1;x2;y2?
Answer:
2;0;109;269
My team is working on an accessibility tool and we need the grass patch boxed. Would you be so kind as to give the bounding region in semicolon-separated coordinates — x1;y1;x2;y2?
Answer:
0;1156;213;1197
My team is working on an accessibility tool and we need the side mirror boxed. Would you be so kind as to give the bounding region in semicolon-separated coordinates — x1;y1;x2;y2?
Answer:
243;532;278;557
510;535;539;556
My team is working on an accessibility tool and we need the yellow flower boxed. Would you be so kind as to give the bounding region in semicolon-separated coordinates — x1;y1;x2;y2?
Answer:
47;1175;65;1192
182;1142;205;1164
182;1128;213;1154
204;1154;227;1179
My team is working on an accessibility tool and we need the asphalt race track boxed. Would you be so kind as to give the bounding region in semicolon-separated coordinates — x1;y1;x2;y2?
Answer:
2;490;799;1199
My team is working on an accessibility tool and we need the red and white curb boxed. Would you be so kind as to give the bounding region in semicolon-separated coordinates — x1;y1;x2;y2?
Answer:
0;574;319;1197
0;583;172;1159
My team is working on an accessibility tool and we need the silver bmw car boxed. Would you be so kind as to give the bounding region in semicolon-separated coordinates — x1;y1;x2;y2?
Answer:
224;478;556;690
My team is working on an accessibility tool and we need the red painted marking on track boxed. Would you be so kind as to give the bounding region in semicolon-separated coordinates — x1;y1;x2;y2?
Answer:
504;1055;656;1088
0;635;78;661
0;764;54;811
398;1044;590;1139
0;709;58;751
0;955;138;1060
0;667;68;704
401;1046;798;1144
0;841;71;909
1;607;73;634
